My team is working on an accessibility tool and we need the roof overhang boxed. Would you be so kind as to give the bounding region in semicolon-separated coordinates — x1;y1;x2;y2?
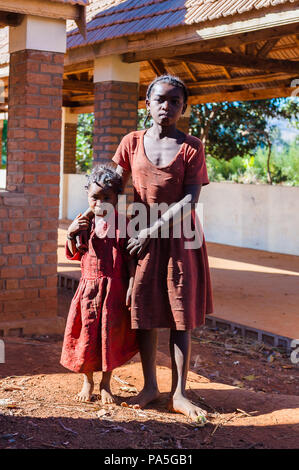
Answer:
0;0;80;20
0;0;87;38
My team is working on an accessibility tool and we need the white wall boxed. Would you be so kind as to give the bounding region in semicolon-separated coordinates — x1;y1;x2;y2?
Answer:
200;182;299;256
61;173;88;220
0;169;6;189
62;176;299;256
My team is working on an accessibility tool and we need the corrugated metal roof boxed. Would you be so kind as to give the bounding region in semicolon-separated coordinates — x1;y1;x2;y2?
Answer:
68;0;299;49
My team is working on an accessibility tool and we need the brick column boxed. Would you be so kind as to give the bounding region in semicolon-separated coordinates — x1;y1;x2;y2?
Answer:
0;16;66;336
64;109;78;174
177;105;192;135
93;55;140;204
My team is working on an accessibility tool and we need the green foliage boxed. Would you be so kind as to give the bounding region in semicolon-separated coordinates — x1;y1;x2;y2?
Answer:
191;98;299;161
207;138;299;186
1;120;7;168
75;113;94;173
138;108;152;130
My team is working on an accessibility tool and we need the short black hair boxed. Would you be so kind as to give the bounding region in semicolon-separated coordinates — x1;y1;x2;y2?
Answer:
146;75;189;104
85;164;122;195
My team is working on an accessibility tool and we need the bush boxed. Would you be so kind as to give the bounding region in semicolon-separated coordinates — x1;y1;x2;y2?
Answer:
207;139;299;186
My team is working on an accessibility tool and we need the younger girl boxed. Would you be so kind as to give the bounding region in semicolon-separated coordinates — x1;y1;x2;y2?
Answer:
113;75;213;424
60;165;138;403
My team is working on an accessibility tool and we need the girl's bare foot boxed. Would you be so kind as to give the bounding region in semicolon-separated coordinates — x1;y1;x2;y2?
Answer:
128;386;160;409
100;371;115;404
75;373;94;402
100;383;115;405
168;395;208;425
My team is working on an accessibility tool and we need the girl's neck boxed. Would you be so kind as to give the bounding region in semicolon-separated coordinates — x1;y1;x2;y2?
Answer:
147;123;179;139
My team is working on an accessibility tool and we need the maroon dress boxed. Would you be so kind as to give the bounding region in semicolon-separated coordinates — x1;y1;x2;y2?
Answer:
113;130;214;330
60;215;138;373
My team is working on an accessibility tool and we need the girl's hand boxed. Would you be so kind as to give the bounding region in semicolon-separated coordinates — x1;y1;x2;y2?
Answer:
126;286;132;309
126;276;134;308
67;213;91;238
127;228;151;257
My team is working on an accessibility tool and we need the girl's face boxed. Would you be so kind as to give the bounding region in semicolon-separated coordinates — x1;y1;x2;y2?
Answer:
146;82;187;127
88;183;118;217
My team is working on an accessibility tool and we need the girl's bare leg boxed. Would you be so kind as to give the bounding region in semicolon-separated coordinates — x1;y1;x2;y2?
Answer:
168;330;207;424
100;371;115;404
128;329;160;408
75;372;94;402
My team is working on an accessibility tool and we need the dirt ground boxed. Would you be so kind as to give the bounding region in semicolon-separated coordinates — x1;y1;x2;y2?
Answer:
0;288;298;450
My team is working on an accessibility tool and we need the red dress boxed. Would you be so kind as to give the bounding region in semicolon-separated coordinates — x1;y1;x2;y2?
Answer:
60;215;138;373
112;130;214;330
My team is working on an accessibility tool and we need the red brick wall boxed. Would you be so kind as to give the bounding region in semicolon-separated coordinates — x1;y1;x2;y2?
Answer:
64;122;77;174
93;81;139;204
0;49;64;335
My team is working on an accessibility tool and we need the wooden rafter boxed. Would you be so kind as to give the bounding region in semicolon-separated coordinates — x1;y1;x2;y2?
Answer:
137;86;294;108
0;12;23;26
63;79;93;93
147;59;167;76
185;72;296;89
187;86;294;105
0;0;80;20
256;39;280;57
181;61;197;82
221;67;232;79
64;60;94;76
246;43;256;55
176;51;299;74
293;35;299;47
68;94;93;102
123;23;299;63
64;105;94;114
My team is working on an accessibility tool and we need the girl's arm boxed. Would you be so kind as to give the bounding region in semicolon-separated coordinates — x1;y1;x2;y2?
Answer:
127;184;202;256
66;214;91;256
126;255;136;308
115;165;131;191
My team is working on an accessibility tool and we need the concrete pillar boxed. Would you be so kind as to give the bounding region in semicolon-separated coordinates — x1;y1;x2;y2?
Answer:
177;104;192;135
93;55;140;204
0;16;66;336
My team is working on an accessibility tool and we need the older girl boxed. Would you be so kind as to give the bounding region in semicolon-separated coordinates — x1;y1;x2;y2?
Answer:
112;75;213;424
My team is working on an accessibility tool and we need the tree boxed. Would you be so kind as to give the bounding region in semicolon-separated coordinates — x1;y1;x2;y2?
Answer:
76;113;94;172
190;98;299;161
1;119;7;168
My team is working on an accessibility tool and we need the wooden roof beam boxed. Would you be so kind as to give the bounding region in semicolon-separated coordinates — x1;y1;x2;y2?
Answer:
67;94;94;102
185;72;296;89
187;86;295;105
221;67;232;79
176;51;299;74
293;35;299;47
138;86;295;107
123;23;299;63
63;79;94;93
147;59;167;76
64;60;94;76
245;43;256;55
0;0;81;20
256;39;280;57
181;61;197;82
64;105;94;114
0;12;24;26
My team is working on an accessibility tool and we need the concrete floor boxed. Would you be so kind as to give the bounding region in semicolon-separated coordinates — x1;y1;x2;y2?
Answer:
58;224;299;342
